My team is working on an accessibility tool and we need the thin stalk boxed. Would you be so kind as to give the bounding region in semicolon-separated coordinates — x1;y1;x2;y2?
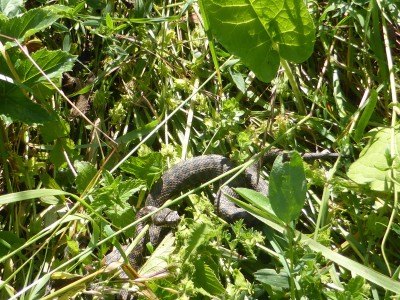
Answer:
379;3;398;276
280;58;306;115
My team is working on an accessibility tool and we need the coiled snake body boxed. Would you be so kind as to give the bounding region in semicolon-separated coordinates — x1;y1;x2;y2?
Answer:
106;155;269;299
130;155;268;266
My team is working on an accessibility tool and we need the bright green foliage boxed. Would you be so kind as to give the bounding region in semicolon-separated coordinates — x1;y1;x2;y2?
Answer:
348;127;400;192
193;259;226;295
201;0;315;82
0;5;75;124
0;8;59;44
269;152;306;224
120;152;163;187
0;0;24;17
0;0;399;299
74;161;97;194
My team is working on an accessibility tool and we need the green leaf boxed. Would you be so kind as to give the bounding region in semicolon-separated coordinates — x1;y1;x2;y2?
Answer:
105;206;136;237
0;82;53;124
49;138;75;169
201;0;315;82
120;152;163;187
18;48;76;85
354;89;378;142
139;232;176;276
269;152;306;224
39;117;70;142
74;161;97;194
228;67;246;93
0;0;24;17
254;268;290;288
0;8;59;45
193;259;225;295
0;48;76;123
92;177;143;210
348;127;400;192
182;223;210;263
105;12;113;29
234;187;272;213
0;189;69;205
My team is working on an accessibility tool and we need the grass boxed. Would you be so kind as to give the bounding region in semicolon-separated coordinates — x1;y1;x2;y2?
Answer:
0;0;399;299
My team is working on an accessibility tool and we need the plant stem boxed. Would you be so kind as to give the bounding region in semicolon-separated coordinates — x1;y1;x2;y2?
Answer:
280;58;306;115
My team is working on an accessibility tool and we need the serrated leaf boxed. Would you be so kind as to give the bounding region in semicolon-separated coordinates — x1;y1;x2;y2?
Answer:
0;8;59;45
194;259;225;295
182;223;210;263
18;48;76;85
348;127;400;192
269;152;306;224
201;0;315;82
39;117;70;142
0;48;75;123
120;152;163;187
105;206;136;237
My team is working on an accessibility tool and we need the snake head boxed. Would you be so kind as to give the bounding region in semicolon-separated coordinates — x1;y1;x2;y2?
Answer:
152;208;181;227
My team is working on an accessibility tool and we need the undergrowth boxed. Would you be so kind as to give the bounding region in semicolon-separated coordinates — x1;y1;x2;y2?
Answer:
0;0;399;299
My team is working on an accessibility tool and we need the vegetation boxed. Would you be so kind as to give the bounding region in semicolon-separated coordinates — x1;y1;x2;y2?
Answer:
0;0;399;299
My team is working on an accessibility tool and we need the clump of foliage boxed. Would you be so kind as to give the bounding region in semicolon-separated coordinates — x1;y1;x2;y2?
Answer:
0;0;399;299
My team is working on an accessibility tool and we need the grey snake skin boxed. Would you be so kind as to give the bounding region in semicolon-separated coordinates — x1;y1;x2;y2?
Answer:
106;154;269;299
107;151;339;298
130;155;268;265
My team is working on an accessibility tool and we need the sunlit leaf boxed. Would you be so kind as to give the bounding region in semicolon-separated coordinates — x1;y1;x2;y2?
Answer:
348;127;400;192
201;0;315;82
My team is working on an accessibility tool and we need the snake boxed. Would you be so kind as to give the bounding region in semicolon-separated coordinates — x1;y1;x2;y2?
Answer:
102;151;339;299
102;154;269;299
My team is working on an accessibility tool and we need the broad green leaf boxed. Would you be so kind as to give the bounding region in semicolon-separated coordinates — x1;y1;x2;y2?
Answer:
17;48;76;85
0;81;53;124
234;187;272;212
105;206;136;237
49;138;75;169
232;187;286;225
140;232;176;276
0;8;59;45
0;48;76;123
39;117;70;142
254;268;290;288
269;152;306;224
348;127;400;192
0;231;25;257
0;0;24;17
201;0;315;82
194;259;225;295
120;152;163;187
228;67;246;93
74;161;97;194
